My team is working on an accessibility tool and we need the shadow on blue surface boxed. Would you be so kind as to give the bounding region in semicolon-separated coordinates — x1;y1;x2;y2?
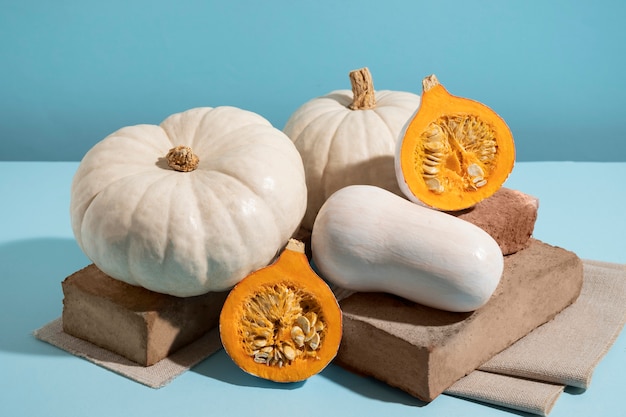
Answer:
191;348;306;390
319;363;429;407
0;237;89;356
192;343;430;407
446;394;536;417
564;386;586;395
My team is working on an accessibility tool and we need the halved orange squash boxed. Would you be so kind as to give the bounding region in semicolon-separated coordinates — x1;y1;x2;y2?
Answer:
219;239;342;382
396;74;515;211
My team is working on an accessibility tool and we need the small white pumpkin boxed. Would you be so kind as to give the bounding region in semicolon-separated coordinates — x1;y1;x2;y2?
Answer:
283;67;421;230
311;185;503;312
71;106;307;297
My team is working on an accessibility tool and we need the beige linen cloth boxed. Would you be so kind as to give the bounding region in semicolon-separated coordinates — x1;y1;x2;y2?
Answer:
34;260;626;416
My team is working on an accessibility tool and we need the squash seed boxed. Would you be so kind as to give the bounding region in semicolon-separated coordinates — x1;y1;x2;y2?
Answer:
467;163;484;177
425;177;444;193
291;325;305;347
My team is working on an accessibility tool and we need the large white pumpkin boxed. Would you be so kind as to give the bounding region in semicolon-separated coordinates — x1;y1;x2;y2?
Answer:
283;68;421;230
70;106;307;297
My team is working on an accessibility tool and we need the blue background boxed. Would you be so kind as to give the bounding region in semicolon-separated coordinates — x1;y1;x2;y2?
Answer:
2;0;625;161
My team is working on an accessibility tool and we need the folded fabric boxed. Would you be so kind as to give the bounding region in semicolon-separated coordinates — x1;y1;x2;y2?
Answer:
34;318;222;389
445;371;565;416
443;260;626;415
34;260;626;415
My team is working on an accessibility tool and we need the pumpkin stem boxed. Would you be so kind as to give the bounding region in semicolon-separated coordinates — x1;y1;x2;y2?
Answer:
286;238;305;254
422;74;440;92
349;67;376;110
166;145;199;172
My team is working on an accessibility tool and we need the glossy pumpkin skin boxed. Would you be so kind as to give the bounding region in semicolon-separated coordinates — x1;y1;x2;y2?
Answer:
70;106;307;297
283;80;421;230
395;75;515;211
311;185;504;312
220;240;342;382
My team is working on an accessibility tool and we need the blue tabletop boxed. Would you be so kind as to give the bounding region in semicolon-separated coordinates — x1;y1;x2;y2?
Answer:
1;161;624;416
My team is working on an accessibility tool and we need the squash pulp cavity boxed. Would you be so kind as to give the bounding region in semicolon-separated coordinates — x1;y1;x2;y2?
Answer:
241;284;325;365
396;74;515;211
220;239;342;382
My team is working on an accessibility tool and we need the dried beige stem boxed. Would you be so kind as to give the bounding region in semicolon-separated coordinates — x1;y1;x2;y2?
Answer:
166;145;199;172
349;67;376;110
422;74;441;92
286;238;305;253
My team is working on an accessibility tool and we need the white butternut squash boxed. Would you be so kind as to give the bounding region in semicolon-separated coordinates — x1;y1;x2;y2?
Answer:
311;185;504;312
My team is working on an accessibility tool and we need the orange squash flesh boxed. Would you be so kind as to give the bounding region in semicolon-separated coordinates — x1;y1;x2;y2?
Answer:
397;75;515;211
219;239;342;383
